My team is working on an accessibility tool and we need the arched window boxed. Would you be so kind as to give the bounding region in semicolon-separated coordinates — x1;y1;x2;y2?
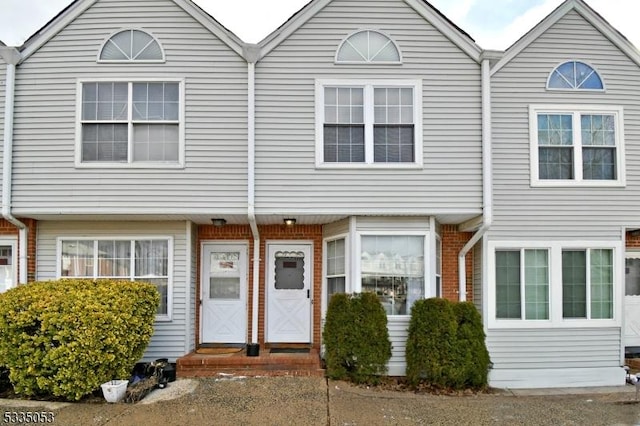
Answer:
547;61;603;90
336;30;401;64
99;29;164;62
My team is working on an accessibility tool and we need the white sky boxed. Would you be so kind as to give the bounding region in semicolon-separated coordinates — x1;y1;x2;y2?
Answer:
1;0;640;50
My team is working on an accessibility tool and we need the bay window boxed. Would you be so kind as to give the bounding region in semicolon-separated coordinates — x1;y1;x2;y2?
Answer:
361;235;425;315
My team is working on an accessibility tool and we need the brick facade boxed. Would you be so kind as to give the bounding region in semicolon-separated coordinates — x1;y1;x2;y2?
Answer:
440;225;474;302
626;231;640;249
196;224;323;349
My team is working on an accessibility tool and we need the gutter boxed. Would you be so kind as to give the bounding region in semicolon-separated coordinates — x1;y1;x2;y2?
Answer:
244;45;260;350
0;47;28;285
458;57;493;301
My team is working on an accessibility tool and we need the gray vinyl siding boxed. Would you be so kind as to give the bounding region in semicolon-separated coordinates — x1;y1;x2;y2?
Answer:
486;328;621;369
11;0;247;216
255;0;482;216
387;317;410;376
491;10;640;239
36;220;190;362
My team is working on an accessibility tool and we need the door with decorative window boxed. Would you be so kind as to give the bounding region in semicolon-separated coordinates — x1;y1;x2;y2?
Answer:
625;252;640;347
266;243;312;343
201;244;248;344
0;241;16;293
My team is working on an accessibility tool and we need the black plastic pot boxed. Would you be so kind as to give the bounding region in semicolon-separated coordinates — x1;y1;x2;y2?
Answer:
246;343;260;357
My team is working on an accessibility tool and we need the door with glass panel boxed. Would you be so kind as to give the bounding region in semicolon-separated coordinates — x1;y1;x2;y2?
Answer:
625;252;640;347
201;244;248;344
0;242;16;293
266;243;312;343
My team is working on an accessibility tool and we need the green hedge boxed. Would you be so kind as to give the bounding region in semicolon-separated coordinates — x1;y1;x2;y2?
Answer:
0;279;159;400
406;298;490;389
323;292;391;384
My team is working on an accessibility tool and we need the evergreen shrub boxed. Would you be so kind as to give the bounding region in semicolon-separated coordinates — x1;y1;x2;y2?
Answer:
406;298;489;389
323;292;392;384
0;279;159;400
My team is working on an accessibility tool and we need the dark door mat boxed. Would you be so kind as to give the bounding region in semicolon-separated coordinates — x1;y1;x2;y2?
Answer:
269;348;310;354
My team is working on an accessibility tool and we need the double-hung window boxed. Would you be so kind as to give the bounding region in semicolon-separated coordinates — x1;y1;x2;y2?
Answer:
78;80;183;166
59;238;172;319
317;80;422;167
530;105;624;186
326;238;346;300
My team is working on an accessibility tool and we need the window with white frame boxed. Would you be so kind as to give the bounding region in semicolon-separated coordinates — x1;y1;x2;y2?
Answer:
530;105;624;185
326;238;346;301
562;248;613;319
99;29;164;62
490;242;617;326
361;235;424;315
547;61;603;90
79;81;182;165
495;249;549;320
317;80;422;166
435;236;442;298
60;238;171;318
335;30;401;64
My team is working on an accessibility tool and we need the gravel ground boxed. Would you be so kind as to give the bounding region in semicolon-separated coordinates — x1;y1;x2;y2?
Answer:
0;377;638;425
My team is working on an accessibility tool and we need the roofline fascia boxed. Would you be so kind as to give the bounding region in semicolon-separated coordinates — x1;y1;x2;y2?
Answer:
173;0;247;58
491;0;640;76
19;0;98;63
19;0;249;63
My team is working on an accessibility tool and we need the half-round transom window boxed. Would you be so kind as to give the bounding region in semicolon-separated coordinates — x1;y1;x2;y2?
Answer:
547;61;603;90
336;30;401;64
99;29;164;62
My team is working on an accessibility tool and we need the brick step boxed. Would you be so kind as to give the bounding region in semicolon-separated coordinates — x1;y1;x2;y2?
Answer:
176;349;324;378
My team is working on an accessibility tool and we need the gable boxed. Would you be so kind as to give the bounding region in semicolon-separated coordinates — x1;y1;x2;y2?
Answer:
18;0;245;62
491;0;640;76
257;0;481;62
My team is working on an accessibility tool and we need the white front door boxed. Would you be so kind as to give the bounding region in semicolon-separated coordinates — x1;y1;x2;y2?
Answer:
624;252;640;347
201;243;248;344
266;243;312;343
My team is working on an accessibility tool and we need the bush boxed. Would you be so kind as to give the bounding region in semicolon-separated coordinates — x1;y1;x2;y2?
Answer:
453;302;490;389
405;298;458;387
323;292;392;384
0;279;159;400
406;298;489;390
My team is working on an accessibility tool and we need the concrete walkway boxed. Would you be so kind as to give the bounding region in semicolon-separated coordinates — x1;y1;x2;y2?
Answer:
0;377;638;425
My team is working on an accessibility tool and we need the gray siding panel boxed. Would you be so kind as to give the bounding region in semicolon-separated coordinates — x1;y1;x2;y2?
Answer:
255;0;482;215
487;328;621;369
491;10;640;238
36;220;190;361
387;317;409;376
11;0;247;215
0;63;4;201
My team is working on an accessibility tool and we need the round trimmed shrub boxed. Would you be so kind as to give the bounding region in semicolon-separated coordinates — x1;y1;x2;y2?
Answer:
0;279;159;400
323;292;391;384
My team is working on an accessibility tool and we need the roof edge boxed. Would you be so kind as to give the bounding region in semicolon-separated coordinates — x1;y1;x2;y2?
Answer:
491;0;640;76
256;0;482;62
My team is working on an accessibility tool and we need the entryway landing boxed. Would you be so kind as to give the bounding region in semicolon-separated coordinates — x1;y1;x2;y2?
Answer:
176;346;323;378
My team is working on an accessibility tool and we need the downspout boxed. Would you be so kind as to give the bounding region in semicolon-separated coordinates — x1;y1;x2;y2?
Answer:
245;45;260;351
458;57;493;301
0;47;28;284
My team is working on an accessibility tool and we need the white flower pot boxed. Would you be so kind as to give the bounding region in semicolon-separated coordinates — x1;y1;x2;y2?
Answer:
101;380;128;403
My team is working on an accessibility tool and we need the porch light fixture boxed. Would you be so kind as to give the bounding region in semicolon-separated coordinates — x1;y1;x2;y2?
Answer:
211;218;227;227
283;218;296;227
